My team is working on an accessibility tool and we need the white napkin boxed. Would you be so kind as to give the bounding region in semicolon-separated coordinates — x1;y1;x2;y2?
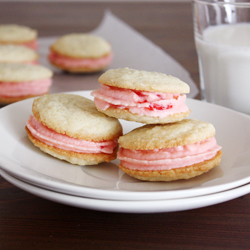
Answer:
39;10;198;98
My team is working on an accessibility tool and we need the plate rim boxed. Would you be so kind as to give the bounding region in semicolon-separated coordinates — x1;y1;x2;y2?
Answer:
1;169;250;213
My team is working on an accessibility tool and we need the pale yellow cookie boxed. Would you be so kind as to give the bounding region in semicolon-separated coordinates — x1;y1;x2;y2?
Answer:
117;119;222;181
118;119;215;150
0;44;38;63
32;93;122;141
0;63;52;82
0;63;53;105
0;24;37;44
98;67;190;93
26;94;123;165
50;33;111;59
48;33;112;73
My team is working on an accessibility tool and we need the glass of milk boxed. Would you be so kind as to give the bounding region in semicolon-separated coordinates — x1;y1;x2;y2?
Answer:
193;0;250;114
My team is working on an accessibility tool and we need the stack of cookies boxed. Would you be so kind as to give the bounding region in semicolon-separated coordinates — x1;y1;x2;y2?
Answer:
0;25;113;105
92;67;222;181
0;24;53;105
25;66;222;182
4;23;221;181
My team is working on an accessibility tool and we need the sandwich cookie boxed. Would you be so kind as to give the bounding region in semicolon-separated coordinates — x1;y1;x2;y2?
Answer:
26;94;123;165
0;63;53;105
0;44;38;64
48;33;112;73
0;24;38;50
118;119;222;181
91;68;190;124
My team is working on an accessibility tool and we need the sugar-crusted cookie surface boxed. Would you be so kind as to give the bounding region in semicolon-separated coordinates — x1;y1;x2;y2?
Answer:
0;63;52;82
118;119;215;150
98;68;190;93
0;44;38;63
32;93;122;141
0;24;37;43
119;150;222;181
50;34;111;58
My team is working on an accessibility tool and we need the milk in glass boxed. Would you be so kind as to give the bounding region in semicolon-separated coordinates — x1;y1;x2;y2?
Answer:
195;23;250;114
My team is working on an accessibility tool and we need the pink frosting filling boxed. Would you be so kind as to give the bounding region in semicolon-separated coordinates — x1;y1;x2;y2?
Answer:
91;85;189;118
26;115;117;154
0;78;52;97
22;39;38;50
118;137;222;171
48;51;113;69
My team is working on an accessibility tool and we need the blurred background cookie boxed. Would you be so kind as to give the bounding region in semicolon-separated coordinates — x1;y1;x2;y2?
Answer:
26;93;123;165
92;67;190;124
0;24;38;50
48;33;113;73
0;44;38;64
118;119;222;181
0;63;52;105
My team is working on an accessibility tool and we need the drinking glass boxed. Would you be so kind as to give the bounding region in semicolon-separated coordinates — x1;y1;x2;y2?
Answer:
193;0;250;114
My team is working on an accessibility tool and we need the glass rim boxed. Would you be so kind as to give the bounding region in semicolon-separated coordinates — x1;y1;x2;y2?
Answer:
193;0;250;7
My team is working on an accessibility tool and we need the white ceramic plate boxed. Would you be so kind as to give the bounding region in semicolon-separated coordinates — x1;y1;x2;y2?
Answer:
1;91;250;201
1;169;250;213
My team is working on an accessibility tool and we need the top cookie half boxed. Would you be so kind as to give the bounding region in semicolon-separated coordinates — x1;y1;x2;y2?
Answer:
98;67;190;93
32;93;122;141
0;24;37;43
118;119;216;150
0;63;52;82
50;33;112;59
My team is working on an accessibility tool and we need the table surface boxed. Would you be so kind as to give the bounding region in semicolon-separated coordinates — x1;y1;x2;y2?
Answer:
0;2;250;249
